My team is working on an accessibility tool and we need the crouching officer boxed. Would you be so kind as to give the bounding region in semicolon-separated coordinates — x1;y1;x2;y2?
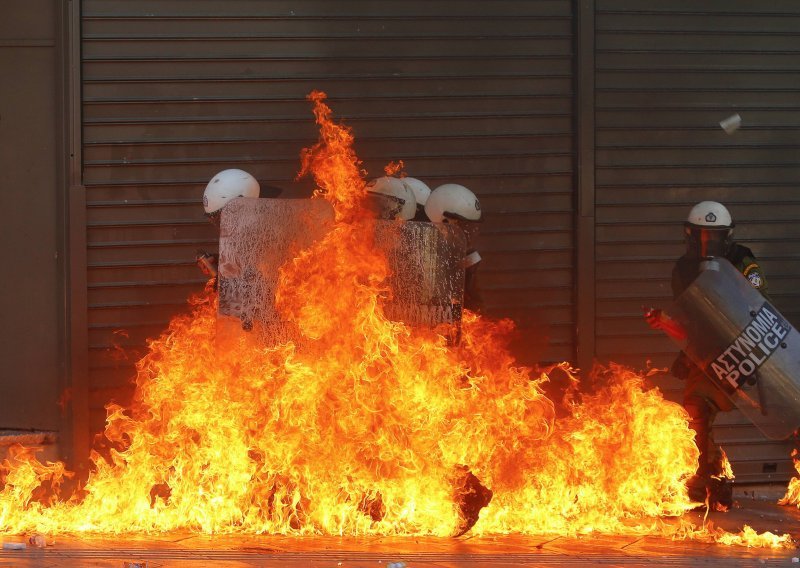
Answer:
425;183;484;314
195;168;261;285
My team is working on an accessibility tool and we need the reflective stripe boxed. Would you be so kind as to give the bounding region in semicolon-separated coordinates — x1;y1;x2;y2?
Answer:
742;263;759;276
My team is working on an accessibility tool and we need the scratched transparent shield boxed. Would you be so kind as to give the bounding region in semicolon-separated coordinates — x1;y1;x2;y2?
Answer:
218;199;466;347
375;220;466;329
666;257;800;440
218;197;335;346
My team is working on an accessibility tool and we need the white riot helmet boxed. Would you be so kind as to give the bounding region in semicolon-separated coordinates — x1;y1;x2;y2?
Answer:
400;177;431;209
365;176;417;221
686;201;733;228
425;183;482;224
684;201;734;258
203;169;260;215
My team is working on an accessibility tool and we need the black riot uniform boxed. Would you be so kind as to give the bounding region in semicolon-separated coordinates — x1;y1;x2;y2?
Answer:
463;249;484;313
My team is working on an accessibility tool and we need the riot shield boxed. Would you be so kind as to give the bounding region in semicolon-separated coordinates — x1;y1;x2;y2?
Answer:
218;197;335;345
376;220;466;331
218;199;466;347
666;257;800;440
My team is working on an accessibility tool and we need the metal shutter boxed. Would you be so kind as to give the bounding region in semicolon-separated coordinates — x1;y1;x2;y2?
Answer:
81;1;575;435
595;0;800;482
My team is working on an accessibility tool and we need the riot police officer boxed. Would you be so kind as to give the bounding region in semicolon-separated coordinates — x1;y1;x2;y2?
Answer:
646;200;769;502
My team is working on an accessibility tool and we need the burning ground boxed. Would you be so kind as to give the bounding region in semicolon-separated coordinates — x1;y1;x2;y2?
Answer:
0;92;792;548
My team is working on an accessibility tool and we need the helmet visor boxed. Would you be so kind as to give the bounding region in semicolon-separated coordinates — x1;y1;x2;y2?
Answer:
442;211;483;223
684;224;732;258
366;192;406;220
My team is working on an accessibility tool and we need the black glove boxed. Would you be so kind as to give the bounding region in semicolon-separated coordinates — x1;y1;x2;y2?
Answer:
196;250;218;278
464;264;484;313
671;351;692;380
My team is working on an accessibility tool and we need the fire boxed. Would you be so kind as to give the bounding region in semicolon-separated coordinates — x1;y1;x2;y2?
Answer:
0;92;793;548
704;447;735;513
779;449;800;507
708;524;791;548
712;448;735;482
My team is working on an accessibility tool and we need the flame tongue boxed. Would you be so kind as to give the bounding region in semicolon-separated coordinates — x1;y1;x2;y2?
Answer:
298;90;368;222
0;92;792;548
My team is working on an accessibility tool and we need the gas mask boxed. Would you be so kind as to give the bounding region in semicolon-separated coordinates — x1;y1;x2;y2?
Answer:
684;224;733;258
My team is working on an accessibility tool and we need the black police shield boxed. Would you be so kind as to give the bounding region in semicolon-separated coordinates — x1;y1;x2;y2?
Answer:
666;257;800;440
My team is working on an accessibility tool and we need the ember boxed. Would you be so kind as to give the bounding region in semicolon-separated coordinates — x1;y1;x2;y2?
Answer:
0;92;792;548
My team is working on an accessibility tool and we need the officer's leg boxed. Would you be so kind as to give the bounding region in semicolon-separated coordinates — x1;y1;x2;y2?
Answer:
684;395;716;477
683;394;721;503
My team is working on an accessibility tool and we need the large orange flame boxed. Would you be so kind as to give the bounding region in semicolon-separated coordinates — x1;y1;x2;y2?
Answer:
0;92;792;548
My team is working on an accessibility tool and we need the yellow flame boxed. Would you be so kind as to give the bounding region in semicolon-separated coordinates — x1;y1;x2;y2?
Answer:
714;448;735;481
711;524;792;548
779;449;800;507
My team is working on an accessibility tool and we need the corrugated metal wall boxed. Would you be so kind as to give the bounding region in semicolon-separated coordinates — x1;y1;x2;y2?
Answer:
81;1;575;434
595;0;800;482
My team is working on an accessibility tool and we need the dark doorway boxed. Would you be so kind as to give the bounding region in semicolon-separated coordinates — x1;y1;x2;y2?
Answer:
0;1;64;439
